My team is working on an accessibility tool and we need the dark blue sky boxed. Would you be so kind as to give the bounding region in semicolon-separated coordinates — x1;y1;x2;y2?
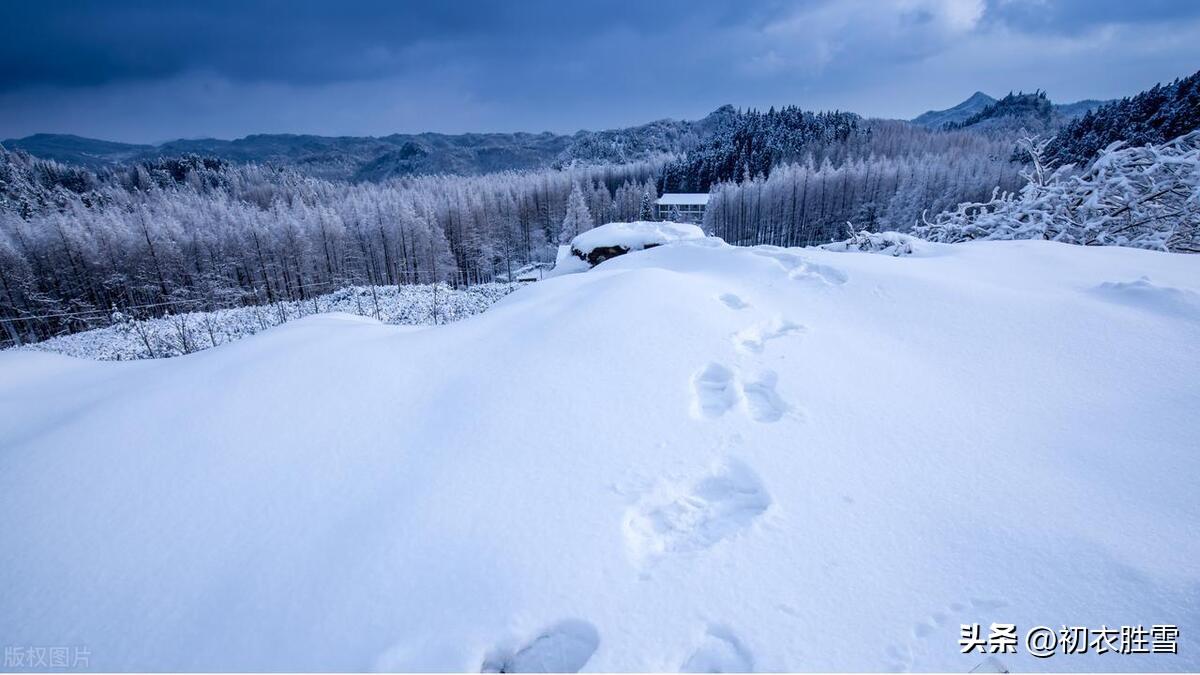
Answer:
2;0;1197;143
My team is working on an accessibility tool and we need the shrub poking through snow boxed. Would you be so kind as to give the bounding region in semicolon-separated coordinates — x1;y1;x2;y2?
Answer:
822;226;919;256
14;282;517;361
915;131;1200;253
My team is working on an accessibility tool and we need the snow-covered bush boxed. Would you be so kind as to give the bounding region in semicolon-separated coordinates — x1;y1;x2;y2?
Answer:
915;131;1200;253
16;282;517;361
822;227;919;256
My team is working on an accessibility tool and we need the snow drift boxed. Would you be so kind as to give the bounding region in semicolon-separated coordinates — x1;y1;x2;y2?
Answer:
569;221;705;265
1;237;1198;671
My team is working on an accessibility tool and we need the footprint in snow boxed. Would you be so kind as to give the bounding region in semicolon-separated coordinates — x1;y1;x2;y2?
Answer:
741;371;788;423
691;364;792;423
886;597;1011;671
481;619;599;673
681;625;755;673
884;643;913;672
717;292;750;310
624;458;771;562
691;363;740;419
751;248;848;286
733;317;804;354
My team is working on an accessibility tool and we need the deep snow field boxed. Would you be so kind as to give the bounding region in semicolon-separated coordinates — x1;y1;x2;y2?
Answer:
1;237;1198;672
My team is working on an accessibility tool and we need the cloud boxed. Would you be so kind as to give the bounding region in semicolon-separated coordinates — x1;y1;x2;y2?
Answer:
984;0;1200;34
748;0;986;76
0;0;759;91
0;0;1197;141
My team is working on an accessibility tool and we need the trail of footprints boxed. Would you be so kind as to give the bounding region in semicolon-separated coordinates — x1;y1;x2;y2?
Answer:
483;263;841;674
651;291;803;560
690;291;804;424
620;289;799;569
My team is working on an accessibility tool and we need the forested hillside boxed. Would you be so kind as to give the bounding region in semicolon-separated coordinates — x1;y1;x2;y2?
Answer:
1045;69;1200;167
659;108;862;192
944;91;1058;133
694;119;1025;246
912;91;1106;129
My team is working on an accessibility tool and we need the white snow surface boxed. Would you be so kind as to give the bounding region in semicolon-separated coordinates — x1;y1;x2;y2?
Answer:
569;220;705;256
1;238;1198;672
549;244;592;277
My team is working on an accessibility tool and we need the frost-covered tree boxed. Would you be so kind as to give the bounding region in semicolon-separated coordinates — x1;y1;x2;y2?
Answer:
588;181;614;225
638;188;656;221
701;126;1025;247
915;131;1200;253
559;182;594;244
0;149;663;345
660;106;861;192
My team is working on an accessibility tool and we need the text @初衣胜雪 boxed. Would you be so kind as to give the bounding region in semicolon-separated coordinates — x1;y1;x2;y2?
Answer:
960;623;1179;658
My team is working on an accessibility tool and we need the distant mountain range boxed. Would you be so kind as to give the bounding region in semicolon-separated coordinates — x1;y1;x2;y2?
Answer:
1;107;738;182
911;91;1110;129
1;89;1111;181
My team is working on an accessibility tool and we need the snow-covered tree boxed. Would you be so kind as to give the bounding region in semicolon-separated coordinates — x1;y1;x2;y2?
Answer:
638;187;656;221
559;182;594;244
915;131;1200;253
0;149;663;346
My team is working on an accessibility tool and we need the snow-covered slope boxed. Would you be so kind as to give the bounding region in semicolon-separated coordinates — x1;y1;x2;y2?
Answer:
1;239;1198;672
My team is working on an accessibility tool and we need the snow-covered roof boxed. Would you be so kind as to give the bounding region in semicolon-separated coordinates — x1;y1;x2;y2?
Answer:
655;193;711;206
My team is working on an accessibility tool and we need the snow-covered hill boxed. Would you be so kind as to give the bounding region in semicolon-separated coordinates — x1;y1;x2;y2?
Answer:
1;238;1198;671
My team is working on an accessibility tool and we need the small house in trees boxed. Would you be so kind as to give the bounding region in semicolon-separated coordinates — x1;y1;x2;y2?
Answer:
655;193;709;223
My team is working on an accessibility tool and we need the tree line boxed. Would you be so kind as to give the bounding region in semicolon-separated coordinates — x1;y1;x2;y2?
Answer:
0;149;661;345
700;121;1026;246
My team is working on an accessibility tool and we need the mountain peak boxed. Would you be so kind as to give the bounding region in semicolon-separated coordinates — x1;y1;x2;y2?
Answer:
911;92;997;128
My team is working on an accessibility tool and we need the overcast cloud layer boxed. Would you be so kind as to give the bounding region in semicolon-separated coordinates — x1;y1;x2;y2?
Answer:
2;0;1198;143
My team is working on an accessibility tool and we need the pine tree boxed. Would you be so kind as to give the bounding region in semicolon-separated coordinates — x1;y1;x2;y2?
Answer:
638;189;656;221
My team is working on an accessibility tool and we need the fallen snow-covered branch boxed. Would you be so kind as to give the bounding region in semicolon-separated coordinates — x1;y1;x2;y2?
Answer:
821;225;919;256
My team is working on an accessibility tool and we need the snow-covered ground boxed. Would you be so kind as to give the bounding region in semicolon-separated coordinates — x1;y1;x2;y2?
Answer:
1;237;1197;672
